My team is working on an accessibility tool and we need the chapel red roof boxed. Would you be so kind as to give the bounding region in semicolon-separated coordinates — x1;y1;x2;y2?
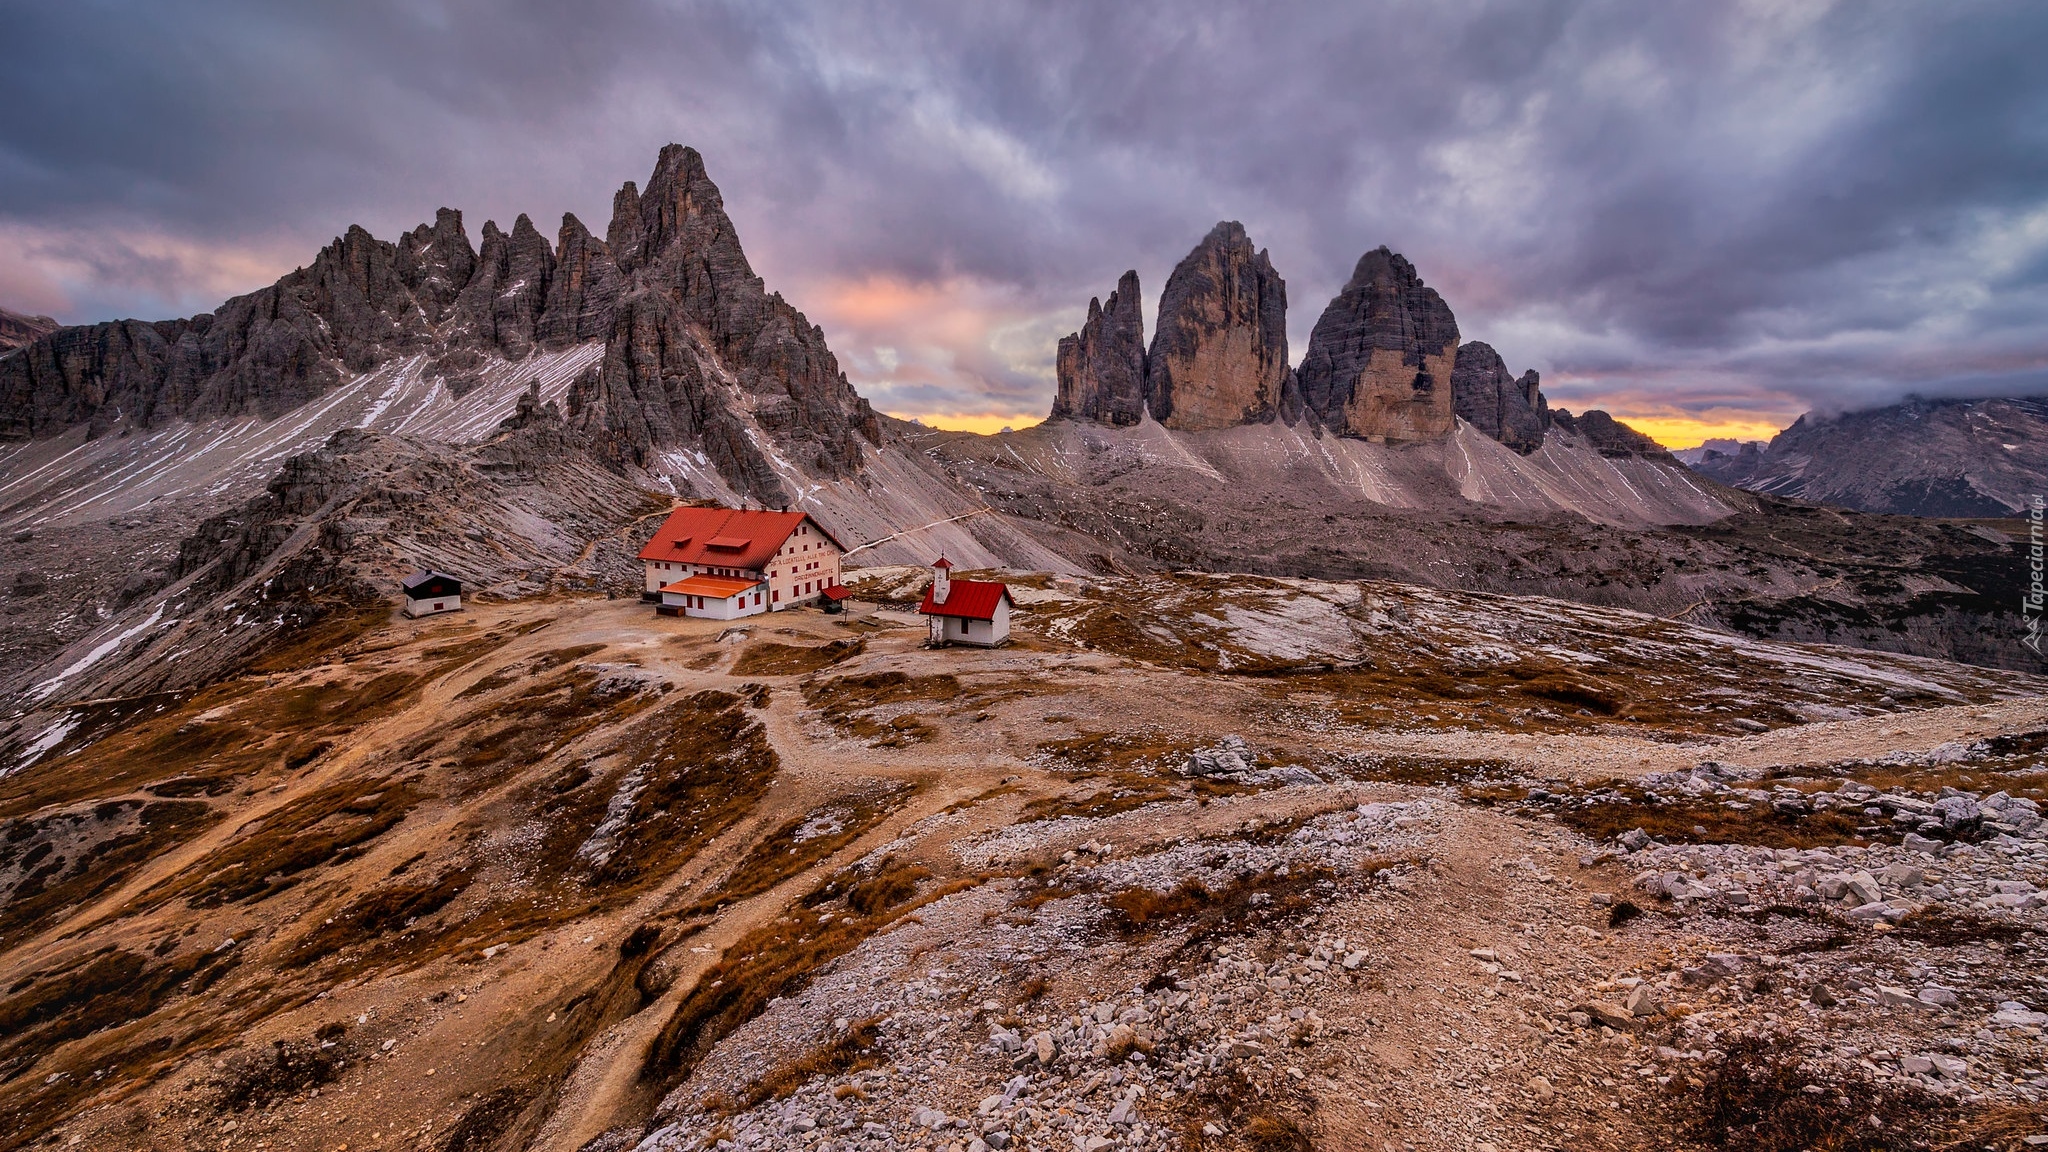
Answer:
636;507;846;570
918;579;1010;621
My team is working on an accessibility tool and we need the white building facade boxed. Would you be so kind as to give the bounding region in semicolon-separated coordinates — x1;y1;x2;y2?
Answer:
917;558;1012;647
638;507;847;617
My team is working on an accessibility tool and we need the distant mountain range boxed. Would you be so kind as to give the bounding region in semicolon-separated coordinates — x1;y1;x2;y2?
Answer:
0;145;2037;702
1686;396;2048;517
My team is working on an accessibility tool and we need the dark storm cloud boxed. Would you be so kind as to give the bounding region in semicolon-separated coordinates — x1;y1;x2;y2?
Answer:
2;0;2044;441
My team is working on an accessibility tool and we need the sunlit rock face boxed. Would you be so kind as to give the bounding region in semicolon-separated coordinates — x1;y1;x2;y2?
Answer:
1143;222;1290;432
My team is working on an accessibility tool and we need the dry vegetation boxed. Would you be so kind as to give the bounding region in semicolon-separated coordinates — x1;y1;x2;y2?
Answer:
729;638;865;677
2;567;2043;1152
1676;1033;1943;1152
802;670;965;746
136;774;429;910
683;784;913;916
643;856;944;1090
1543;782;1877;849
701;1015;886;1117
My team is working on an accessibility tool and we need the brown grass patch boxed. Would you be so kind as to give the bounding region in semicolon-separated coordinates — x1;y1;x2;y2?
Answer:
1775;739;2048;806
0;670;426;822
1018;776;1178;822
0;799;216;939
730;638;864;677
420;690;780;961
278;867;473;967
1055;858;1395;946
1927;1103;2048;1151
803;671;964;746
436;1086;536;1152
138;775;427;910
0;640;482;942
1109;864;1348;941
0;944;248;1148
941;782;1023;815
211;1034;345;1112
643;856;940;1089
1242;1114;1314;1152
243;606;387;675
451;641;604;698
1552;783;1875;849
442;668;658;791
1677;1032;1942;1151
1171;1067;1313;1152
1340;754;1516;787
573;693;778;889
685;786;911;915
0;945;237;1086
1034;730;1189;773
1276;655;1803;740
1891;906;2028;947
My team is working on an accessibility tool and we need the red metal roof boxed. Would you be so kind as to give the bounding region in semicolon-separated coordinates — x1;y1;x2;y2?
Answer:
660;574;765;599
822;584;851;602
636;507;846;570
932;556;954;569
918;579;1010;621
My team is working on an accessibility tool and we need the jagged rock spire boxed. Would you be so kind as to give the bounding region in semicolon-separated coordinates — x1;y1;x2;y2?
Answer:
1452;341;1549;454
1051;270;1146;426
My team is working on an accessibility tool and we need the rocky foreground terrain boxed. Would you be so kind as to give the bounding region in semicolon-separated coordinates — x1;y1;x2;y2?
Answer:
2;567;2045;1151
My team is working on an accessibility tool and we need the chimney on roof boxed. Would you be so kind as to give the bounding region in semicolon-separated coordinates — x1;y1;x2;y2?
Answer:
931;556;952;605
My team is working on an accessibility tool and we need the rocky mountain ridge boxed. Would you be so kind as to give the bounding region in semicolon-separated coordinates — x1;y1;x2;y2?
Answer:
1294;246;1461;441
5;146;2038;709
0;208;605;439
1687;396;2048;516
0;147;879;507
0;307;57;354
920;415;2040;671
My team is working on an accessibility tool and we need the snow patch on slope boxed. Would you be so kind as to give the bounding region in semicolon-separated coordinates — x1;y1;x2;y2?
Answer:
0;343;604;530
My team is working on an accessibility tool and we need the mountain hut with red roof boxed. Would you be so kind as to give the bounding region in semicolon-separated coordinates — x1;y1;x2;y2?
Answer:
637;505;848;619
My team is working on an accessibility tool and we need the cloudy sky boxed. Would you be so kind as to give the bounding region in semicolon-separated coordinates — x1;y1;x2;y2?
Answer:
3;1;2045;445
